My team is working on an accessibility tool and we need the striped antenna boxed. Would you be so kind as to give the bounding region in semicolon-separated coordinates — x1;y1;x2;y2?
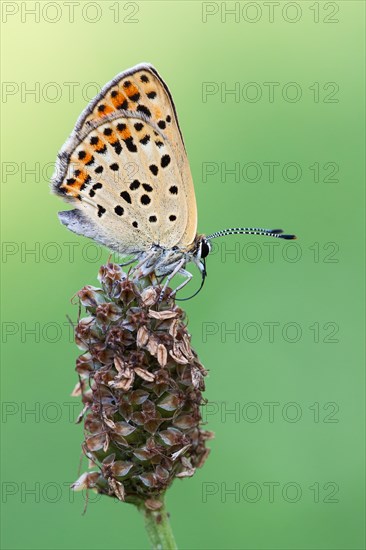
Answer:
206;228;296;240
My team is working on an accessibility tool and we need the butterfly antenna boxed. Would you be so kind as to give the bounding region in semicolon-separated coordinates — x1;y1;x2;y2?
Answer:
176;259;207;301
206;228;296;240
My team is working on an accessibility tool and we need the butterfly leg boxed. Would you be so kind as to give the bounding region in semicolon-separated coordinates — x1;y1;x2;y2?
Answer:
130;249;161;278
168;269;193;298
118;256;138;268
159;259;187;300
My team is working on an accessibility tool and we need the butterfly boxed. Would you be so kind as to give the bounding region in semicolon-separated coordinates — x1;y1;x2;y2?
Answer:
52;63;295;299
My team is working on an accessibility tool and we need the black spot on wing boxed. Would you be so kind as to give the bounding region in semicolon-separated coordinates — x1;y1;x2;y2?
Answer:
140;134;150;145
114;205;124;216
161;154;171;168
129;92;140;102
89;182;102;197
137;105;151;118
80;175;91;190
124;136;137;153
117;99;128;110
140;194;151;205
121;191;132;204
130;180;140;190
112;141;122;155
97;205;106;217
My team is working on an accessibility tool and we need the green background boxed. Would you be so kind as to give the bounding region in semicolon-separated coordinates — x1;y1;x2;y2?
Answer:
1;1;365;548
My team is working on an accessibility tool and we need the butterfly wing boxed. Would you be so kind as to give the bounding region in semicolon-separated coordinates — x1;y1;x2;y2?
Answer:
52;64;197;255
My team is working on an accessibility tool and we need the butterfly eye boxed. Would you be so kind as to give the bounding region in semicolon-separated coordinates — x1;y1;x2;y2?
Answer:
200;239;211;259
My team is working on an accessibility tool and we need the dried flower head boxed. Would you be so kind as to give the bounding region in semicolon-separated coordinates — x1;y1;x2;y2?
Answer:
72;263;213;508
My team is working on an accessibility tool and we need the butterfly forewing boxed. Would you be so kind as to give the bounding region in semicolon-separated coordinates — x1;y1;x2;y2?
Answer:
53;64;197;254
78;66;182;151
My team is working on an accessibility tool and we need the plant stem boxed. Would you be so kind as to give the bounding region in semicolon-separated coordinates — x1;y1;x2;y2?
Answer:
139;499;178;550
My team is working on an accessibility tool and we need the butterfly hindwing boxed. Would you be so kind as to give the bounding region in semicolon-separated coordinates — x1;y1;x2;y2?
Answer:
52;64;197;254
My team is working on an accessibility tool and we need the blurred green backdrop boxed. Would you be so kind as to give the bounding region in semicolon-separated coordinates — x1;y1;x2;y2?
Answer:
1;1;365;548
